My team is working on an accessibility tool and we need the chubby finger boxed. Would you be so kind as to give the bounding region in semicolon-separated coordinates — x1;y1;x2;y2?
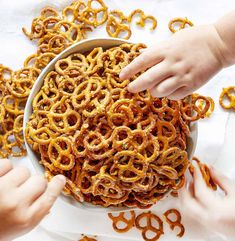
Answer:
193;163;214;206
0;159;13;177
127;62;172;93
18;176;48;205
188;180;195;197
29;175;66;219
120;48;163;80
209;166;233;195
149;76;184;97
2;166;31;187
166;86;191;100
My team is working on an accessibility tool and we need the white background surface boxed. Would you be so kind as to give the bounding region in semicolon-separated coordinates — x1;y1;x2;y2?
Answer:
0;0;235;240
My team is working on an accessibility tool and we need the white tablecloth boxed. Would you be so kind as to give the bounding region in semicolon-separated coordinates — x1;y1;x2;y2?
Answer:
1;0;235;240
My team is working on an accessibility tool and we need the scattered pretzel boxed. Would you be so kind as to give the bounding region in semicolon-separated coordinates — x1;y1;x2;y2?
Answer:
128;9;157;30
195;95;215;117
219;86;235;110
180;94;212;121
163;209;185;237
106;11;131;39
135;211;164;241
108;211;136;233
169;17;194;33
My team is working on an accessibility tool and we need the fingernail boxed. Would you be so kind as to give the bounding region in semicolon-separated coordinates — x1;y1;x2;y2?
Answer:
55;175;66;185
127;83;134;92
119;71;125;79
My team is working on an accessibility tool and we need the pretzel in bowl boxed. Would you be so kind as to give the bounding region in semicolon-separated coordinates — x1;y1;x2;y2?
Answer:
169;17;194;33
25;43;214;208
219;86;235;110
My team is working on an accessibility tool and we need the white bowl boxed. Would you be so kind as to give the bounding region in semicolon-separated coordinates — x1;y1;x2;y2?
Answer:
23;38;198;212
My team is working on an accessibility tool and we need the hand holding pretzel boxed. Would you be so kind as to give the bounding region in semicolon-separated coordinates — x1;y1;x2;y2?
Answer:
219;86;235;110
180;163;235;238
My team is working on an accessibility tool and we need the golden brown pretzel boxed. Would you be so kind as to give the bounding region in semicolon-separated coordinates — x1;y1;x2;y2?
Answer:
189;157;217;191
135;211;164;241
106;11;131;39
108;211;136;233
194;94;215;117
163;209;185;237
219;86;235;110
80;0;108;27
169;17;194;33
48;136;75;171
180;94;211;121
128;9;157;30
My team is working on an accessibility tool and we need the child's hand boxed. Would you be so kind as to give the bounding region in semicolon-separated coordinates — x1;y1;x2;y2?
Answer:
0;159;66;241
120;24;227;100
180;163;235;237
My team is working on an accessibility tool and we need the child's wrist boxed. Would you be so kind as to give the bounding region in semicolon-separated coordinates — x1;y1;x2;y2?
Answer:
213;22;235;67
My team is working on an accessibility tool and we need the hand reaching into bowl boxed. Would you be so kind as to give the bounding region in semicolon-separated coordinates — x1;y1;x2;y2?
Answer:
120;11;235;100
0;159;65;241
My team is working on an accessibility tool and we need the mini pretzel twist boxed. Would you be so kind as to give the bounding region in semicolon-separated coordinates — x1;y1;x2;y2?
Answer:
106;11;132;40
135;211;164;241
48;136;75;171
163;209;185;237
108;211;136;233
169;17;194;33
189;157;217;191
80;0;108;27
219;86;235;110
180;94;211;121
128;9;157;30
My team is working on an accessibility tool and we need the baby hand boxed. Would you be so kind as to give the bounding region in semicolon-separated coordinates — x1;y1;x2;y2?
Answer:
180;163;235;238
0;159;66;241
120;24;226;100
